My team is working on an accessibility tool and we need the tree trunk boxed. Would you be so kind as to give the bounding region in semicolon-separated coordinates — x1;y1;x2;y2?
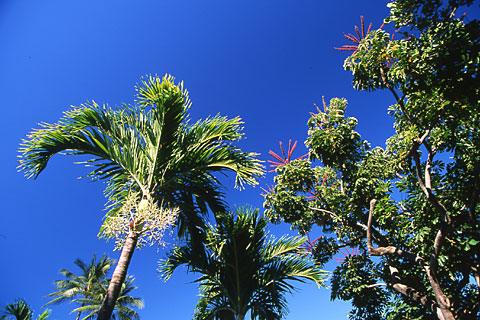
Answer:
97;231;138;320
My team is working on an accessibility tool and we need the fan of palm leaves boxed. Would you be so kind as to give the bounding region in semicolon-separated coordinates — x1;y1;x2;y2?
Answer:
1;299;50;320
160;207;327;320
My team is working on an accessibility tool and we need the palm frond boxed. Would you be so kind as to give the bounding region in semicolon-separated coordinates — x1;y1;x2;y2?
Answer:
161;207;327;319
1;299;33;320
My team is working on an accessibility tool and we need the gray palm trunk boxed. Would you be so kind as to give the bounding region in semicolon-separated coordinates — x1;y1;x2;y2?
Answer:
97;231;139;320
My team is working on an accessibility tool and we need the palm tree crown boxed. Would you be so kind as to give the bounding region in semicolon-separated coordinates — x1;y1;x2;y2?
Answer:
160;207;328;320
44;254;142;320
18;74;263;240
1;299;50;320
71;275;143;320
44;255;114;306
18;74;263;319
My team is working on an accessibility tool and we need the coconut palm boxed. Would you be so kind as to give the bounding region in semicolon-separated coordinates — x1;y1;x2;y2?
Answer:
44;254;142;320
72;276;143;320
160;207;328;320
1;299;50;320
18;74;263;320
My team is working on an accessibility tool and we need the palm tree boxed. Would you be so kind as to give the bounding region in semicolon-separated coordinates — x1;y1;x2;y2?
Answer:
44;254;142;320
72;276;143;320
1;299;50;320
18;74;263;320
160;207;328;320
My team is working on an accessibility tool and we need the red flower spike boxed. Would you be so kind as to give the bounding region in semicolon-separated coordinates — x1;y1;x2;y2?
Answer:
279;141;287;160
361;16;366;38
260;184;275;197
355;25;362;41
305;188;316;200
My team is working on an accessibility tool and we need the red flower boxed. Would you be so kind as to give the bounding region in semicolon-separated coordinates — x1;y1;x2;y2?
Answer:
335;16;383;55
267;140;308;172
334;247;360;263
260;184;275;197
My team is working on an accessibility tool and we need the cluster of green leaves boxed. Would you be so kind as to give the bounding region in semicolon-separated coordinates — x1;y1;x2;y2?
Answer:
1;299;50;320
264;1;479;319
160;207;327;320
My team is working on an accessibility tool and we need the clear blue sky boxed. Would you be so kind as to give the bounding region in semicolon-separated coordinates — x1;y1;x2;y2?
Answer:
1;1;395;319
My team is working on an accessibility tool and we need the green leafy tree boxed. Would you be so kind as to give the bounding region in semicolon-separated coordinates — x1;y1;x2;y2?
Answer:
160;207;327;320
264;1;479;319
1;299;50;320
44;254;142;320
18;74;263;320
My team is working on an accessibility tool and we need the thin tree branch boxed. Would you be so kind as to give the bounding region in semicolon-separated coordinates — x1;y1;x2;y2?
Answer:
366;283;387;288
308;207;339;218
411;149;450;224
309;206;386;244
379;65;414;126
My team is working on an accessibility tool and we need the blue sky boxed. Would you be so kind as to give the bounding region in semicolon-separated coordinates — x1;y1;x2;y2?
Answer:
1;1;397;319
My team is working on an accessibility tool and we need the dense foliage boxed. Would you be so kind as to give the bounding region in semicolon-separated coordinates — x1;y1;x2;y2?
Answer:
160;208;327;320
264;1;479;319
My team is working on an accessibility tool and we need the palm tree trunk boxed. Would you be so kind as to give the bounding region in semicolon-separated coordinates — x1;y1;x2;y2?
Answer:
97;230;138;320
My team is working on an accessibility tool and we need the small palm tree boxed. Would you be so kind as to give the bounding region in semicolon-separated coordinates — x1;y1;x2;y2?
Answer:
72;276;143;320
44;254;140;320
1;299;50;320
18;75;263;319
160;207;328;320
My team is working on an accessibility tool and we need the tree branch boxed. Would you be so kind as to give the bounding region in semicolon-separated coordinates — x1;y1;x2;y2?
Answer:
388;265;446;320
366;283;387;288
468;161;480;222
367;200;455;320
472;265;480;288
309;206;387;245
424;229;453;318
411;149;450;224
379;65;414;126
